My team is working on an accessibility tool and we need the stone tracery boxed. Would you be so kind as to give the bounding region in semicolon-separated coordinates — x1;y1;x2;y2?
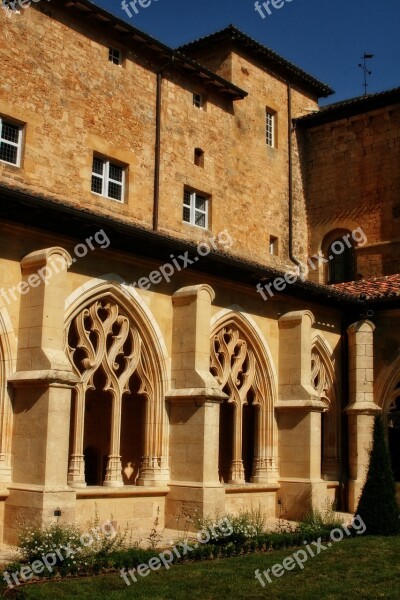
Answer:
66;295;166;487
311;339;339;480
211;322;277;484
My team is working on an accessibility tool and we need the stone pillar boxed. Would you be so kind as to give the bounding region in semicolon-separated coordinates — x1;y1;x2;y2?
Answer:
104;394;124;487
67;385;86;487
0;306;15;484
165;285;227;528
230;405;245;484
276;311;327;519
6;248;78;543
345;320;380;513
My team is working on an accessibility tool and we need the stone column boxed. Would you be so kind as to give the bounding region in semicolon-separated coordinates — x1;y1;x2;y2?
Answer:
252;404;279;483
345;320;380;512
276;310;327;519
0;306;14;484
165;285;227;527
104;394;124;487
6;248;78;543
230;405;245;483
67;385;86;487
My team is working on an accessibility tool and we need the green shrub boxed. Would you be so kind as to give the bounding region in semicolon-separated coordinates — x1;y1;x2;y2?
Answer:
356;415;400;536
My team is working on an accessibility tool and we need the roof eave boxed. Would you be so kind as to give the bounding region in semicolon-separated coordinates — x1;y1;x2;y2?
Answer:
178;26;334;99
296;87;400;128
0;184;362;308
53;1;247;100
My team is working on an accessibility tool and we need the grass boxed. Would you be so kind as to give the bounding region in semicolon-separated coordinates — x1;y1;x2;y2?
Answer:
4;535;400;599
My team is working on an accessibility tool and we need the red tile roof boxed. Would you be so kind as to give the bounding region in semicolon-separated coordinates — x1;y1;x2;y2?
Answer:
334;274;400;300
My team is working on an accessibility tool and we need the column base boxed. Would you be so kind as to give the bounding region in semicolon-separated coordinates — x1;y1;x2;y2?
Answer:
104;455;123;487
229;460;245;484
68;454;86;487
251;457;279;483
137;457;170;487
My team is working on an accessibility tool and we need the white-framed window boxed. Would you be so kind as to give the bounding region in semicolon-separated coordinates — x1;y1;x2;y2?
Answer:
266;110;275;147
91;156;125;202
109;47;122;65
0;118;23;166
193;93;204;109
183;189;208;228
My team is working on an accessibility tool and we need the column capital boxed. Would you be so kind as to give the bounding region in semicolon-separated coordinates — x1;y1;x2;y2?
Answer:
278;310;315;328
20;247;72;272
172;284;215;305
347;319;376;336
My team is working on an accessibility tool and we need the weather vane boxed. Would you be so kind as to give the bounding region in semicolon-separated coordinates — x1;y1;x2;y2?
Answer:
358;53;374;96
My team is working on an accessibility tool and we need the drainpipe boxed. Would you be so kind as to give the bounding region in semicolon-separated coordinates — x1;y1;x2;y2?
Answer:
287;82;302;272
153;56;175;231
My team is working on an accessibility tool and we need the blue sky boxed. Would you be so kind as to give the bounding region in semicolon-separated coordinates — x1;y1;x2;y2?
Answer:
92;0;400;105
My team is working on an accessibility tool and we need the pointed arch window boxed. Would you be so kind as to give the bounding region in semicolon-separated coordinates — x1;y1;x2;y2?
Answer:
66;294;168;488
311;342;340;483
210;322;277;485
388;391;400;481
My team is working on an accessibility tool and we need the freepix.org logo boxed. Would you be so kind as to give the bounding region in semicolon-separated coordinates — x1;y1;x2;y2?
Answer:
254;0;294;20
1;0;51;11
256;227;367;302
121;0;158;19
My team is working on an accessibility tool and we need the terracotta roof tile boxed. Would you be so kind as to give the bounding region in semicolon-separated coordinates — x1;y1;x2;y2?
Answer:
333;274;400;300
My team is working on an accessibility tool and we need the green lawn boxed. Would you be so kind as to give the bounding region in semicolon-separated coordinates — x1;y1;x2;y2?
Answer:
6;536;400;599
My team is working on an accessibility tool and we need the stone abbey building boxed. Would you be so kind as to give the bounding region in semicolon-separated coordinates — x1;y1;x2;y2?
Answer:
0;0;399;543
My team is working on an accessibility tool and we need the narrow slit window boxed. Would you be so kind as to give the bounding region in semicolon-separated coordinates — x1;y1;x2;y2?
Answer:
194;148;204;168
269;236;278;255
266;110;275;147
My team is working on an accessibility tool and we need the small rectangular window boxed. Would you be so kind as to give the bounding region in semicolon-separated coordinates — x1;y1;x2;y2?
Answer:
109;47;122;65
266;110;275;147
194;148;204;168
91;156;125;202
193;93;203;109
183;189;208;228
0;118;23;166
269;236;278;255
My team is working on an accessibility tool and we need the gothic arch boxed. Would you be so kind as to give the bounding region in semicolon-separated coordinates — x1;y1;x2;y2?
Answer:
0;303;17;482
311;334;340;480
64;276;170;487
210;307;278;484
375;354;400;481
375;353;400;415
